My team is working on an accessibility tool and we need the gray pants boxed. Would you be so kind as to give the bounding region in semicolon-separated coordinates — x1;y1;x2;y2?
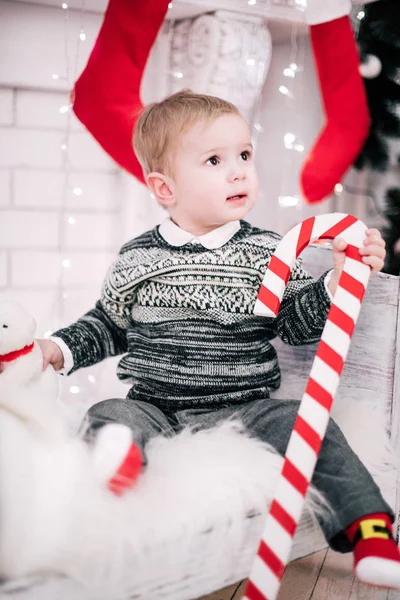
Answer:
81;396;393;552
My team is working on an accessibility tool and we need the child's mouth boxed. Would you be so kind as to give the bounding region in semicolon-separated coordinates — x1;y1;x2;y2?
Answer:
227;194;247;203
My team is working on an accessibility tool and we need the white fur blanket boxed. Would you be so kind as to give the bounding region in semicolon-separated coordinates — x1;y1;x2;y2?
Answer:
0;390;397;600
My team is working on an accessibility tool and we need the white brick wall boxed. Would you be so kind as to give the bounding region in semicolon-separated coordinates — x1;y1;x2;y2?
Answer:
68;131;117;171
0;128;64;169
0;169;11;205
11;251;62;287
11;251;114;287
0;210;60;248
16;90;82;131
14;169;119;211
65;214;120;249
66;172;120;211
14;170;65;208
0;89;14;126
0;2;102;92
0;83;122;336
0;289;63;332
0;251;8;287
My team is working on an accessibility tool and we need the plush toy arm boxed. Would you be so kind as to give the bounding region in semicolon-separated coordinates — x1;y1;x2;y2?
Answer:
72;0;170;182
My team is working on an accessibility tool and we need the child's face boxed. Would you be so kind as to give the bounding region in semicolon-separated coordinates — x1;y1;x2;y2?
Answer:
166;113;259;235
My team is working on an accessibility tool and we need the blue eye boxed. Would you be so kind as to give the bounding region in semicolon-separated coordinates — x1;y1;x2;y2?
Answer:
206;156;219;166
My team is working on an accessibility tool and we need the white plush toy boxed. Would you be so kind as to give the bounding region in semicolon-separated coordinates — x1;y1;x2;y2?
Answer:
0;302;63;441
0;301;140;473
0;302;145;582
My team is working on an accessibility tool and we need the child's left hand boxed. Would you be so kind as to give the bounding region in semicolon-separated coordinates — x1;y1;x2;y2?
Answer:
328;229;386;296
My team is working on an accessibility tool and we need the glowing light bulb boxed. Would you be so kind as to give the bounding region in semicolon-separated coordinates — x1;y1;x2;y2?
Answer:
279;195;299;207
290;63;298;72
72;187;83;196
284;133;296;147
61;2;68;8
168;2;173;7
335;183;344;194
52;73;59;80
59;105;69;114
246;58;256;66
284;133;304;152
67;216;76;225
283;68;295;78
61;143;67;151
279;85;289;95
357;10;365;20
79;29;86;41
69;386;80;394
173;72;183;79
62;258;71;268
248;0;256;4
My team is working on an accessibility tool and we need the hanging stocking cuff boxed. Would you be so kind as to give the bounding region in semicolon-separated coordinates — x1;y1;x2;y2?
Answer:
305;0;351;25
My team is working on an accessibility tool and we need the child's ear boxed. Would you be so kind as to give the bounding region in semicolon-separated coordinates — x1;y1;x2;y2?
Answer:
146;172;176;208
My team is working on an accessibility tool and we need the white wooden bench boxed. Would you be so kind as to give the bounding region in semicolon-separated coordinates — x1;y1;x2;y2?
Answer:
0;245;398;600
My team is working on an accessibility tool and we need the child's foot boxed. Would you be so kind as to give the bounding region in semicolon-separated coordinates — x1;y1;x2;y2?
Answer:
91;423;144;496
346;513;400;589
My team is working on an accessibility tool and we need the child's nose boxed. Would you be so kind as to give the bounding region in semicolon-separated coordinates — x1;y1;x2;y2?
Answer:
229;165;246;182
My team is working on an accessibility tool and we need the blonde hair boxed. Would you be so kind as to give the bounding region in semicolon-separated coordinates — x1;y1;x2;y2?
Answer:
133;90;241;177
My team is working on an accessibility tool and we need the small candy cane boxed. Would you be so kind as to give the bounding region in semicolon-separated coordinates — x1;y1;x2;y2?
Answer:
243;213;371;600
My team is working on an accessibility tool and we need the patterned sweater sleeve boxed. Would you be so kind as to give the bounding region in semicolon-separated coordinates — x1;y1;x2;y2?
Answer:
52;248;137;374
274;258;332;345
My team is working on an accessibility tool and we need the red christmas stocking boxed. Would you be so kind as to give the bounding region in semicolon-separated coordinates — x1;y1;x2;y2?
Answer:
300;16;370;203
72;0;170;184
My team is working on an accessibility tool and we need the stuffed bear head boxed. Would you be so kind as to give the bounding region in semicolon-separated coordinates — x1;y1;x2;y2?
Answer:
0;302;36;356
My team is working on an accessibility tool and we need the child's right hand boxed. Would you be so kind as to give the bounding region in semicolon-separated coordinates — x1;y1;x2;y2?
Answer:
37;339;65;372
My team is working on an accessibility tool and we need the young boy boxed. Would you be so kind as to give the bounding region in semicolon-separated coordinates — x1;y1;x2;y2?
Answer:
39;90;397;589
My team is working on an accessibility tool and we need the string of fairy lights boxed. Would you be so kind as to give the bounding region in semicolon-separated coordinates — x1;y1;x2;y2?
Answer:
45;1;90;399
47;0;87;332
277;2;367;209
277;15;306;210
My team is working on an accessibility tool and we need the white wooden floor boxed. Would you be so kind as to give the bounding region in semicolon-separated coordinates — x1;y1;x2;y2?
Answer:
198;549;400;600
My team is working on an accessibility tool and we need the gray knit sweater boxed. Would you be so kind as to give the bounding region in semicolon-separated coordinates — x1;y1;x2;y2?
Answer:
53;220;331;412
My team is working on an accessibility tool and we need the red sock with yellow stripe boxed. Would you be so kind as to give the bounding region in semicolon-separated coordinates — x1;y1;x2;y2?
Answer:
345;513;400;589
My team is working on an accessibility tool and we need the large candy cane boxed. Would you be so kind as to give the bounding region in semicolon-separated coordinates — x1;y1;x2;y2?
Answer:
243;213;371;600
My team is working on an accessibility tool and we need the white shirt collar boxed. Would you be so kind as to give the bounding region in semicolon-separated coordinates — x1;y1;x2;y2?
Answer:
158;218;241;249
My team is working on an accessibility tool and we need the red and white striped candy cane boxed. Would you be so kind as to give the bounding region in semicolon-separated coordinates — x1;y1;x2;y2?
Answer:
243;213;371;600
